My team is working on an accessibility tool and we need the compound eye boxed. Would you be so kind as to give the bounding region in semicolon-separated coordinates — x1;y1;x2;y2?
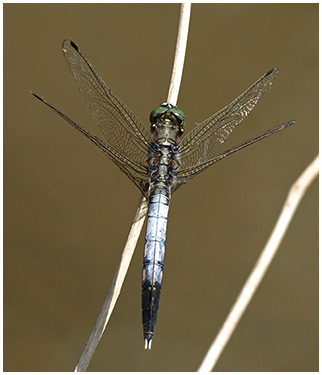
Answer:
169;108;186;126
149;106;168;124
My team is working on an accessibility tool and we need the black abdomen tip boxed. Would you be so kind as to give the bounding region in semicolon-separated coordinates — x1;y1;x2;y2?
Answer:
265;68;274;76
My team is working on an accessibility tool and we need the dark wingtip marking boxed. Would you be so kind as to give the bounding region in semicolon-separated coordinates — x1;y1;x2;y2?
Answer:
70;40;79;51
29;91;43;101
265;68;275;76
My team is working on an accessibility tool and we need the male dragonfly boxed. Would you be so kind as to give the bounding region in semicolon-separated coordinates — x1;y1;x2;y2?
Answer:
32;40;294;350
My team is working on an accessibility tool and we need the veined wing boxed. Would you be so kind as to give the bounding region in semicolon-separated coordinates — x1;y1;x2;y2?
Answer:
178;68;279;171
31;92;149;196
62;40;151;178
171;120;295;193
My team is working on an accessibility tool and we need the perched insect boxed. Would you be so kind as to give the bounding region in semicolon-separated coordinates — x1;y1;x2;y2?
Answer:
31;40;294;349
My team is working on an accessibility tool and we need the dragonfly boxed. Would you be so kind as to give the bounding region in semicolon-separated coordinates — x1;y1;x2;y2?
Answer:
31;40;294;350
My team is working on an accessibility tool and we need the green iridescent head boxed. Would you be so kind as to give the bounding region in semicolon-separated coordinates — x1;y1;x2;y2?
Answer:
149;103;186;126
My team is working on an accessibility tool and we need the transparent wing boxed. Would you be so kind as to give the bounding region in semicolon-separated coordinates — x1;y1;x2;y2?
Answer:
177;68;279;171
171;120;295;193
31;92;150;196
62;40;151;193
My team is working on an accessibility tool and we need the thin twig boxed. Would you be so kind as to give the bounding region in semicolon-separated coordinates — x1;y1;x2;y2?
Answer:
74;196;147;372
74;4;191;371
167;3;191;106
197;155;319;372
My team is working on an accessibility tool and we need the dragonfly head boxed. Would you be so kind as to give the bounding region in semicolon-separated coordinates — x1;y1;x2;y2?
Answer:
149;103;185;143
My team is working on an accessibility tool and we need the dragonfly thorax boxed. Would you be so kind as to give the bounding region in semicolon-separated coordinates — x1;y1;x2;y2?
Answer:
150;104;185;145
148;142;180;198
151;119;183;145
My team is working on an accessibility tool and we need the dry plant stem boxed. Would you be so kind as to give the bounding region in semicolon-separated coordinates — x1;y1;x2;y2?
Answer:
167;3;191;106
197;155;319;372
74;196;148;372
74;3;191;372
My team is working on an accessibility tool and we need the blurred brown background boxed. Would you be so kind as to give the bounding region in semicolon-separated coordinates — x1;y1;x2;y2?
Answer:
4;3;318;372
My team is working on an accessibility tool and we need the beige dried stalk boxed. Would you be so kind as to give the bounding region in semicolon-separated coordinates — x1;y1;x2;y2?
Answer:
197;155;319;372
74;3;191;371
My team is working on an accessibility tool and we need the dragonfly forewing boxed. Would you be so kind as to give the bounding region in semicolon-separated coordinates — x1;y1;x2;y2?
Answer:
178;68;279;170
62;40;151;177
59;40;153;196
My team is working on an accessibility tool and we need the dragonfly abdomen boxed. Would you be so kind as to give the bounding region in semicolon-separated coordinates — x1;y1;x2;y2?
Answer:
142;192;169;349
142;140;179;349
